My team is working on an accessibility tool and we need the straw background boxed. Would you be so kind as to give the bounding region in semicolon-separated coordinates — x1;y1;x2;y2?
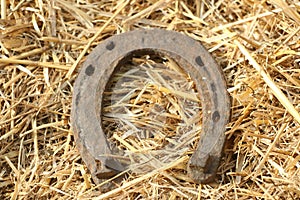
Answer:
1;0;300;199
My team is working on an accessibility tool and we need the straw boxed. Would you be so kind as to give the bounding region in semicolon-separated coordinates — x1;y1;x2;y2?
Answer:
1;0;299;199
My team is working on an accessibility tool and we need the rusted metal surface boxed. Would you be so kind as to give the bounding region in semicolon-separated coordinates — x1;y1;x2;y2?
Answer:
71;29;231;184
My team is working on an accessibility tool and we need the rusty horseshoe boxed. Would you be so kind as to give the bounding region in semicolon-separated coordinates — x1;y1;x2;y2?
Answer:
71;29;231;184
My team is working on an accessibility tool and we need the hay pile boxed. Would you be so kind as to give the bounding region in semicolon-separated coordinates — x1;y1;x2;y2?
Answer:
1;0;299;199
102;57;202;176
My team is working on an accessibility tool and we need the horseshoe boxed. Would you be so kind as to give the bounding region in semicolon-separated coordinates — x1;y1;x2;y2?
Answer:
71;29;231;184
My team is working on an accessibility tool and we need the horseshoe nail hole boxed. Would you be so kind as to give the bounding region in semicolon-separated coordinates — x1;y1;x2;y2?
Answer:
85;64;95;76
195;56;204;67
211;83;216;92
106;41;115;50
212;111;220;122
101;53;202;174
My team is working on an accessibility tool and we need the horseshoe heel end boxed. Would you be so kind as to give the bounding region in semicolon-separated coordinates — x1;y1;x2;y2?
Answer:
187;151;222;183
187;128;225;184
